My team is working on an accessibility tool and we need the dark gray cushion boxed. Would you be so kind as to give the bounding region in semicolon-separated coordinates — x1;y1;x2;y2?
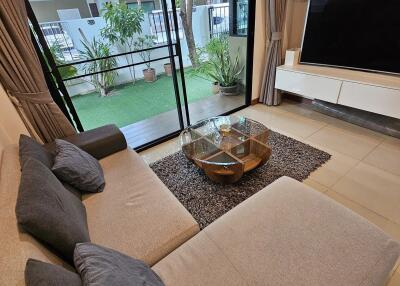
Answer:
25;259;82;286
52;139;105;193
19;134;53;169
63;182;82;200
16;159;90;263
74;243;165;286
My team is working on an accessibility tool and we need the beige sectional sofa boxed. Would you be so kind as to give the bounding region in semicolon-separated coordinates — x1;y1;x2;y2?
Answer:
1;125;399;285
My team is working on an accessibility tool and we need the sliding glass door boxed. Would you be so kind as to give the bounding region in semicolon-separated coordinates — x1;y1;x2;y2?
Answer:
27;0;255;150
181;0;252;123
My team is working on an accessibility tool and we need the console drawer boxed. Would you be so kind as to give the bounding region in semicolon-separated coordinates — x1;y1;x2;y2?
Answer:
275;69;341;103
338;82;400;119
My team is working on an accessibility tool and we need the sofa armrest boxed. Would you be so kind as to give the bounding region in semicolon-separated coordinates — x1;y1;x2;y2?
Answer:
45;124;127;159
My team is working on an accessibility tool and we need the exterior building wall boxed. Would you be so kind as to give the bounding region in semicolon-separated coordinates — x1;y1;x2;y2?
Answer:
30;0;92;22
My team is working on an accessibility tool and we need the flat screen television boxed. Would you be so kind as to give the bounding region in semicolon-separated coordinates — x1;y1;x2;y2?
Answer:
300;0;400;75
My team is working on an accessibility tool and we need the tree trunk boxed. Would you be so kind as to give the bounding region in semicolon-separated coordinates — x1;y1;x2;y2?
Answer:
100;87;108;97
180;0;197;68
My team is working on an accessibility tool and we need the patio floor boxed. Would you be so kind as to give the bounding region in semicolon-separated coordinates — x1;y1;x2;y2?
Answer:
72;71;215;130
70;69;246;148
121;93;245;148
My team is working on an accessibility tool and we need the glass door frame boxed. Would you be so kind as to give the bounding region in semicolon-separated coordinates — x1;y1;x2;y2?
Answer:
26;0;257;152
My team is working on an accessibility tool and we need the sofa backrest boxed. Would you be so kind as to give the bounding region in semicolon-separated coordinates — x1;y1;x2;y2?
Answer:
0;145;70;286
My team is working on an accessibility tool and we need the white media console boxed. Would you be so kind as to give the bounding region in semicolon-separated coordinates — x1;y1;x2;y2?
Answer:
275;64;400;119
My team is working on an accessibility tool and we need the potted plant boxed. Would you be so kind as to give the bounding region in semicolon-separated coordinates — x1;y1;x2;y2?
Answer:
211;81;220;94
164;62;172;76
79;37;118;96
101;3;144;84
133;35;157;82
196;36;244;96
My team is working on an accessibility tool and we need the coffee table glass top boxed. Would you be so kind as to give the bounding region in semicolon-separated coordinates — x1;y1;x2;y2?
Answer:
180;116;271;183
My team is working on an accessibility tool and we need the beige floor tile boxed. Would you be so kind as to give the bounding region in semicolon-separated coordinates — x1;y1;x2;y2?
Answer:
236;105;326;139
307;125;382;160
332;162;400;225
325;190;388;228
308;151;359;187
384;136;400;149
363;139;400;176
278;101;342;125
140;138;180;164
327;117;387;142
387;268;400;286
381;220;400;242
303;178;329;193
324;190;400;241
278;100;386;142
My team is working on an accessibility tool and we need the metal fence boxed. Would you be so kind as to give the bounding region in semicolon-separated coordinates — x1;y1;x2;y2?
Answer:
234;0;248;36
148;10;183;44
208;5;229;38
38;21;80;62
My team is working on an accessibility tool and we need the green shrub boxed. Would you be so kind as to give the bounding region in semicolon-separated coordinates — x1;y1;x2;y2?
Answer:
79;37;118;97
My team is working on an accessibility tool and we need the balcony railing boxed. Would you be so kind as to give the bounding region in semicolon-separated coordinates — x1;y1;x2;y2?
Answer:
148;10;183;44
38;21;80;62
208;5;229;38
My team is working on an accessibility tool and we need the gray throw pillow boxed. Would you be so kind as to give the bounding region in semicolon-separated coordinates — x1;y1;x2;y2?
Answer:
19;134;53;169
52;139;105;193
63;182;82;200
16;158;90;263
25;259;82;286
74;243;165;286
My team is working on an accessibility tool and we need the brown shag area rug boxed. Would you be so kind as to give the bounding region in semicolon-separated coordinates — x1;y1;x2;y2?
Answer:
150;131;331;229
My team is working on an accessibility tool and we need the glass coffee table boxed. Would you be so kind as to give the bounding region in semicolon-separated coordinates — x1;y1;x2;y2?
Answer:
180;115;272;183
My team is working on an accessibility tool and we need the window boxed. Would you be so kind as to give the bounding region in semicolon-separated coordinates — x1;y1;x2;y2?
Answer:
88;3;100;17
127;1;155;13
230;0;248;37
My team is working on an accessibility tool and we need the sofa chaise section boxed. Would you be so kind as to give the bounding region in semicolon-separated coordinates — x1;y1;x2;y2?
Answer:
83;147;199;265
153;176;400;286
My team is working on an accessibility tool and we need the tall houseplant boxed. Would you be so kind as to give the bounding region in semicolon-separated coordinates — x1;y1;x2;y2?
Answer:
133;35;157;82
101;3;144;83
197;36;244;96
80;37;118;97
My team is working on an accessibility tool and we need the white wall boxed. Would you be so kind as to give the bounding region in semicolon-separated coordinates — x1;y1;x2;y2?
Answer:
30;0;92;22
62;6;211;96
285;0;308;49
251;0;266;100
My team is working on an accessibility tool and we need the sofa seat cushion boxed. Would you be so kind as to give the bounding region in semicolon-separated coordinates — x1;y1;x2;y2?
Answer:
154;231;248;286
82;149;199;266
153;176;400;286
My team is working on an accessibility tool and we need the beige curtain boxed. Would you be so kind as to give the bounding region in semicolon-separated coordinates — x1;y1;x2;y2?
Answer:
0;0;76;143
259;0;287;106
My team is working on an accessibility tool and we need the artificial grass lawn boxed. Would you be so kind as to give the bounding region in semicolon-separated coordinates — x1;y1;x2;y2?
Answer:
72;72;212;130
